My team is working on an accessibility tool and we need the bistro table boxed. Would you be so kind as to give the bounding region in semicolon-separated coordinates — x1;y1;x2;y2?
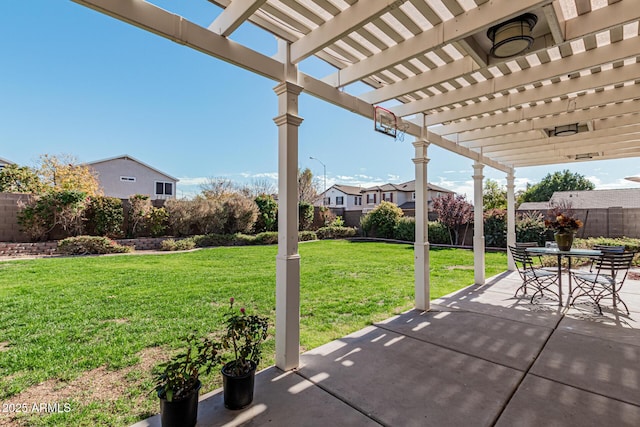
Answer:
526;247;602;306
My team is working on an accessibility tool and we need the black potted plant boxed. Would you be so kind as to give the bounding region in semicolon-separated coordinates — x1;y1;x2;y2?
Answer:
220;297;269;410
154;334;221;427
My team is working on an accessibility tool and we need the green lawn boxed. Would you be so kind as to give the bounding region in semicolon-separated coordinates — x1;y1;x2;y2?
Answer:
0;240;507;426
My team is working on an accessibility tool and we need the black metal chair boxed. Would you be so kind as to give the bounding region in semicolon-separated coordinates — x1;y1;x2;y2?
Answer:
571;251;636;314
509;245;560;303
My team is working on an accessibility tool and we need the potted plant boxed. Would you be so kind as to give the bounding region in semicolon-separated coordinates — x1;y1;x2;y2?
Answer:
220;297;269;410
154;334;221;427
544;205;583;251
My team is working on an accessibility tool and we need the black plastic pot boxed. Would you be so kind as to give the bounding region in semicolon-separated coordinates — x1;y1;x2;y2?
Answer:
158;380;201;427
222;361;257;410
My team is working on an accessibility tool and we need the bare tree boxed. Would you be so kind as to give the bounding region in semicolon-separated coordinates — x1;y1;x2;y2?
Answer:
200;177;238;200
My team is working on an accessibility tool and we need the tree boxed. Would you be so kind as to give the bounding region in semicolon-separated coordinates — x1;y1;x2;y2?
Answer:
432;193;473;245
0;164;46;194
518;170;595;203
360;201;403;238
36;154;101;196
483;179;507;210
254;194;277;232
200;177;237;200
298;168;318;204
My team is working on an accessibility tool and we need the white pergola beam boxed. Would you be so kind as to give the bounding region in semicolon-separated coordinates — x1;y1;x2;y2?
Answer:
289;0;404;64
322;0;550;87
72;0;284;81
208;0;268;37
400;36;640;120
429;60;640;127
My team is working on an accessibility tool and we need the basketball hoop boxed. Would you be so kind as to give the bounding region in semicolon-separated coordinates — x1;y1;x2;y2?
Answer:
374;106;397;139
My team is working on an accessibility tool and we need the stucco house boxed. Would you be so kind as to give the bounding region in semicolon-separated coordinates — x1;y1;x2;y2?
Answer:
0;157;15;171
361;180;454;216
87;155;178;200
319;184;363;211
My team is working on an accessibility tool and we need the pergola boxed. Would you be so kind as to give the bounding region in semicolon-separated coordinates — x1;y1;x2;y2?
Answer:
73;0;640;371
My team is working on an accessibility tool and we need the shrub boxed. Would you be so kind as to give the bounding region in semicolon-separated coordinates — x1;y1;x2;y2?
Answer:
393;217;415;241
254;232;279;245
165;196;257;236
161;238;196;251
192;234;237;248
58;236;131;255
516;211;547;245
234;234;257;245
85;196;124;238
18;190;89;241
148;207;169;237
428;221;450;244
254;194;277;233
316;226;356;239
222;195;258;234
360;201;403;238
484;209;506;247
299;202;314;231
329;216;345;227
127;194;152;238
164;199;196;237
298;231;318;241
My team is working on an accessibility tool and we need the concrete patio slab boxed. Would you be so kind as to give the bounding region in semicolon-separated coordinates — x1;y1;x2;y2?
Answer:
298;325;523;427
495;375;640;427
131;367;379;427
530;330;640;407
375;309;552;371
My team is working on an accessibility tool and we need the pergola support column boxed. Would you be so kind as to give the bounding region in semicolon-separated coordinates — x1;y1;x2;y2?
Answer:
413;138;430;311
506;171;516;271
473;161;485;285
273;81;303;371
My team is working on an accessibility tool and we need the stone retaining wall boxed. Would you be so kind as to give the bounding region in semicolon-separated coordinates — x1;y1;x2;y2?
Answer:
0;237;168;258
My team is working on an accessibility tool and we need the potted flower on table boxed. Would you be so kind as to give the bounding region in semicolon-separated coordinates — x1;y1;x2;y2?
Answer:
544;206;583;251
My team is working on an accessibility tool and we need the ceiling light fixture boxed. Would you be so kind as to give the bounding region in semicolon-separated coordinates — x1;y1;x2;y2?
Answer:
487;13;538;58
574;152;600;160
553;123;579;137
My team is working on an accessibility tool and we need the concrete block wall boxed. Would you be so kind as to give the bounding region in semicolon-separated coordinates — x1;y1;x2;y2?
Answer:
0;193;32;242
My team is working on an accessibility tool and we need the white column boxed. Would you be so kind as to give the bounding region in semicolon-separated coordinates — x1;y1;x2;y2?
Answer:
413;138;430;311
506;171;516;271
473;161;485;285
273;81;303;371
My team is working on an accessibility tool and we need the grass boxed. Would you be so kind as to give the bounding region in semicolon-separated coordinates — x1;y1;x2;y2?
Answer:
0;240;507;426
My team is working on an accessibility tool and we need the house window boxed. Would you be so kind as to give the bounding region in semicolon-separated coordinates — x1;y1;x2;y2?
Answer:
366;194;376;204
324;197;331;205
336;196;344;205
412;192;415;200
120;176;136;182
382;192;393;202
156;181;173;196
354;196;362;206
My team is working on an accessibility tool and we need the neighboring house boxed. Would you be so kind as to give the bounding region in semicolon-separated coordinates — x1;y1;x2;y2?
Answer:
361;180;455;215
518;188;640;238
87;155;179;200
319;184;364;211
0;157;15;172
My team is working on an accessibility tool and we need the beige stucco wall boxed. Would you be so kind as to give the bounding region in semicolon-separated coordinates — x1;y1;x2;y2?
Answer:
90;158;176;200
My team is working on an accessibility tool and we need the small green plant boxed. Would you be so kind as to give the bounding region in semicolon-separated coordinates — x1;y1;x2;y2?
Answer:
154;334;221;402
254;232;278;245
298;231;318;241
316;226;356;239
58;236;131;255
393;217;415;241
329;216;345;227
221;298;269;377
161;238;196;251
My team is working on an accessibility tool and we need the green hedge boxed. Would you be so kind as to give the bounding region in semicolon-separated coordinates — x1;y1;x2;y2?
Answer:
58;236;131;255
316;226;357;239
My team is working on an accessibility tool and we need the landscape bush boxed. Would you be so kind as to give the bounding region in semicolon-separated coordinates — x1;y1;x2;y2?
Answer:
298;231;318;241
484;209;506;247
360;201;403;238
58;236;131;255
393;217;415;241
316;226;356;240
18;190;89;241
161;238;196;251
428;221;451;244
254;232;279;245
254;194;277;233
516;211;547;245
298;202;314;231
85;196;124;238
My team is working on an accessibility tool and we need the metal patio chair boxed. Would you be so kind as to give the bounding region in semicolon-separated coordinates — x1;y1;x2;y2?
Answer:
509;245;560;303
571;251;636;314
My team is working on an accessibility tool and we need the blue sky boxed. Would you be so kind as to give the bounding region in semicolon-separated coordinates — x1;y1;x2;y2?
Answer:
2;1;639;201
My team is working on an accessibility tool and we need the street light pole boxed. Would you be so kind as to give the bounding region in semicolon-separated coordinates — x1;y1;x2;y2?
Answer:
309;156;327;205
